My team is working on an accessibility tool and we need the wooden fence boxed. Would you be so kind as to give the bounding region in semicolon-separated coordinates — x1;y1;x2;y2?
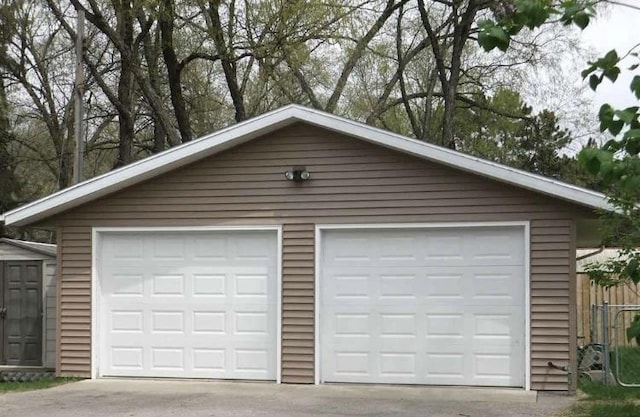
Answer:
577;248;640;346
577;273;640;346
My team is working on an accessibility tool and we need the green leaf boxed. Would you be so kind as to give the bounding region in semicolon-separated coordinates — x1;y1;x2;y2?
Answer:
627;321;640;342
599;103;614;119
604;66;621;83
581;65;596;79
477;21;507;52
625;129;640;140
631;76;640;99
478;32;496;51
578;148;604;174
626;137;640;155
625;258;640;284
609;120;624;136
614;108;637;124
589;74;601;91
603;139;623;152
487;26;510;52
603;50;620;66
517;0;553;28
624;129;640;155
573;12;590;29
599;104;614;132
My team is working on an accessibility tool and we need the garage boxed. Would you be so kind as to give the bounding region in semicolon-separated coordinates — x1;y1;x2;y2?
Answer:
3;106;610;390
95;229;279;380
319;225;527;387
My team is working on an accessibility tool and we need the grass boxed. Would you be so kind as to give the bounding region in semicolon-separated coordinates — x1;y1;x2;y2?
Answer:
611;346;640;385
569;403;640;417
579;379;640;401
566;349;640;417
0;377;79;393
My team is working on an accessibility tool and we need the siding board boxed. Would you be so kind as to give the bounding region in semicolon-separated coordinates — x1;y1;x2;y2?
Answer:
51;123;588;390
281;224;315;384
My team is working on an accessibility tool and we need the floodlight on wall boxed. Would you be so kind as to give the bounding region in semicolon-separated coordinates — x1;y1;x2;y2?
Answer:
284;167;311;183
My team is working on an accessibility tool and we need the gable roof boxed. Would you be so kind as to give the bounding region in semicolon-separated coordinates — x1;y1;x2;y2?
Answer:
0;238;57;257
1;104;610;226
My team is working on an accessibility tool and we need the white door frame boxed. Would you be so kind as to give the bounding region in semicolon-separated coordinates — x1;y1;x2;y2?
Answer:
91;225;283;383
314;222;531;390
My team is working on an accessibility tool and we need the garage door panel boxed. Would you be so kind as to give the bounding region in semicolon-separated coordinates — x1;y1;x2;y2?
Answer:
333;351;372;378
192;348;226;372
98;231;277;380
321;227;525;387
110;346;144;370
379;352;417;378
324;272;371;300
468;231;525;264
379;275;419;299
425;359;466;382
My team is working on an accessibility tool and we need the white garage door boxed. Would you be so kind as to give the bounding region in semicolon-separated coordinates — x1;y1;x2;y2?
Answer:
97;230;278;380
320;227;525;387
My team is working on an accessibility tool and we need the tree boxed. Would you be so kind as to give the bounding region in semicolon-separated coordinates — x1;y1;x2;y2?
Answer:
0;0;597;211
0;77;18;214
416;0;493;148
516;110;573;177
479;0;640;335
0;4;19;216
0;0;77;189
454;88;578;180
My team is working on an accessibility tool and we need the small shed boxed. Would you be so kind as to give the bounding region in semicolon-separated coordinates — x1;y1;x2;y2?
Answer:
0;238;56;369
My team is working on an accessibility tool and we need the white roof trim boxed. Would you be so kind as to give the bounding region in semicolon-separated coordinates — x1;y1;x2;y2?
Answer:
0;238;57;257
2;104;610;226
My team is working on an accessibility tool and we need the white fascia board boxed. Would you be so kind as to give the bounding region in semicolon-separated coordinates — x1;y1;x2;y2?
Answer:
2;104;611;227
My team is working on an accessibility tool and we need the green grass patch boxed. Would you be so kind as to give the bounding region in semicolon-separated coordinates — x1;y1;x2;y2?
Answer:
611;346;640;385
571;402;640;417
571;378;640;417
579;379;640;401
0;377;79;393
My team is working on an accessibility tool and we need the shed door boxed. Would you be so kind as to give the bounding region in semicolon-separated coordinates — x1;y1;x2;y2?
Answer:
0;261;43;366
97;230;278;380
320;227;525;387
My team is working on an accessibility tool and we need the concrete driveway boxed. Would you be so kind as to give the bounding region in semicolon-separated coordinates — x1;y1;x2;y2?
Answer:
0;379;574;417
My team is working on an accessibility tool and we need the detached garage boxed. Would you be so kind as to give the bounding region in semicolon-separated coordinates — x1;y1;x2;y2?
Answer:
1;105;608;391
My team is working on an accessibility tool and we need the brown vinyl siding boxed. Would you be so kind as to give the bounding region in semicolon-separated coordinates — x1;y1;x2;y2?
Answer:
52;123;587;389
281;224;315;383
57;225;92;377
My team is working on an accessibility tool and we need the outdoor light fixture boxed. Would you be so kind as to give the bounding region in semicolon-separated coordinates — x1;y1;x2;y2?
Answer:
284;167;311;183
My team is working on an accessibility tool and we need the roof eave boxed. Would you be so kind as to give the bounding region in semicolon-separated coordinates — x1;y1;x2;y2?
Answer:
0;238;57;257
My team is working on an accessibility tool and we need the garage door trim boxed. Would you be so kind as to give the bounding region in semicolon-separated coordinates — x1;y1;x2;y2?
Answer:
314;222;530;390
91;226;282;382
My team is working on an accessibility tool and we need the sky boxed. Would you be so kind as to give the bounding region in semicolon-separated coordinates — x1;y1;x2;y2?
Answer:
580;1;640;110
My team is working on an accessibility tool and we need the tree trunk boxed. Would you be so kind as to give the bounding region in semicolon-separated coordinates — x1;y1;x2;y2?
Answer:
208;0;245;122
160;0;192;143
140;12;167;153
441;88;456;148
0;76;17;213
114;0;136;167
417;0;480;150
